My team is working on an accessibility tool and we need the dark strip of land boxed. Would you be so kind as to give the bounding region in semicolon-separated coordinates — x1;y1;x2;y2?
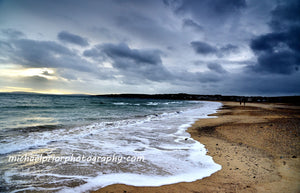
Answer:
95;93;300;104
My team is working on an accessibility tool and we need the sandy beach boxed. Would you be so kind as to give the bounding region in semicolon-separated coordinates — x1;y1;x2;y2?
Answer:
92;102;300;193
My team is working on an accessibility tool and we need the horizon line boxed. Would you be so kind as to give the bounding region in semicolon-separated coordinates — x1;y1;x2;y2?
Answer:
0;91;299;98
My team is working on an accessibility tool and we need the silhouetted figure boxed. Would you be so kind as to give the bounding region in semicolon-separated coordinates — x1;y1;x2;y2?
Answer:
240;97;246;106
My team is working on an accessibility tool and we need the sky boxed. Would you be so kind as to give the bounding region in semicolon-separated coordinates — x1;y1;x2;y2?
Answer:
0;0;299;96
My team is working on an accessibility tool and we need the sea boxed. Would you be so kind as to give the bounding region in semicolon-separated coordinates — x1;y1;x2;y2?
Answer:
0;93;222;192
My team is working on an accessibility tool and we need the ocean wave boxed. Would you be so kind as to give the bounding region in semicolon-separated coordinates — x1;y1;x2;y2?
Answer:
1;101;222;193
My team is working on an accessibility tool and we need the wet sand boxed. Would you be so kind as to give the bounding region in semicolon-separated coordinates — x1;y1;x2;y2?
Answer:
92;102;300;193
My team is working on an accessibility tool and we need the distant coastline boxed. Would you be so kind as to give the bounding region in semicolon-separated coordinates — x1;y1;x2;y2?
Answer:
2;92;299;104
95;93;300;104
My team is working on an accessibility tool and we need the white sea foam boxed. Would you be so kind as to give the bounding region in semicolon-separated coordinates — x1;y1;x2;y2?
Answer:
146;102;159;105
57;101;222;193
113;102;129;105
1;101;222;192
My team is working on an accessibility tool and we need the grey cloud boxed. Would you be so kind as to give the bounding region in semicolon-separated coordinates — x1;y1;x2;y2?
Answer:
3;0;178;46
1;36;115;81
101;43;162;65
180;70;300;96
57;31;89;46
0;40;12;49
250;33;286;52
269;0;300;31
249;1;300;75
207;63;227;74
17;75;60;90
58;71;78;81
90;27;123;41
227;72;300;96
15;39;73;57
217;44;239;57
172;68;225;85
249;50;299;74
1;28;25;39
86;42;228;84
219;44;239;54
1;38;94;73
1;0;299;95
0;40;13;60
195;72;223;83
166;0;246;24
194;59;255;66
165;0;251;48
182;19;203;31
23;75;49;83
12;39;72;66
115;11;179;45
85;43;173;82
288;26;300;53
191;41;217;55
83;46;103;58
42;70;54;76
191;41;239;57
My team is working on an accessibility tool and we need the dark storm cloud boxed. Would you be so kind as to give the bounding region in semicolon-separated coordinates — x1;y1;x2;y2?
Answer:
165;0;246;23
1;37;93;72
191;41;239;57
178;0;246;14
249;0;300;75
190;41;217;55
2;0;178;45
228;72;300;96
115;12;177;45
251;50;299;74
174;70;224;84
182;19;203;31
269;0;300;31
84;42;228;84
57;31;89;47
15;39;73;58
195;72;223;83
1;0;299;95
250;33;286;52
85;43;173;82
219;44;239;54
101;43;162;65
207;63;227;74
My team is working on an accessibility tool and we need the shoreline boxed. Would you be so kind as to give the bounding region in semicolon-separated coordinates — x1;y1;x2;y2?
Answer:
92;101;300;193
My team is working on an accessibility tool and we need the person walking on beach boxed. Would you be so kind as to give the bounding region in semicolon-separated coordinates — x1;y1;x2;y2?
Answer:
240;97;246;106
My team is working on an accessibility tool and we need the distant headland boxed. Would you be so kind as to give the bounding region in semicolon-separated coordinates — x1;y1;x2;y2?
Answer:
95;93;300;104
1;92;299;104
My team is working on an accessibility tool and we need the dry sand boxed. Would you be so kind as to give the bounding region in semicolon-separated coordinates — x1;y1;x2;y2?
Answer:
92;102;300;193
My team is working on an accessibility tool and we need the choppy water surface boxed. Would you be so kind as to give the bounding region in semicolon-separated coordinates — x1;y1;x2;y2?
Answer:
0;93;222;192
